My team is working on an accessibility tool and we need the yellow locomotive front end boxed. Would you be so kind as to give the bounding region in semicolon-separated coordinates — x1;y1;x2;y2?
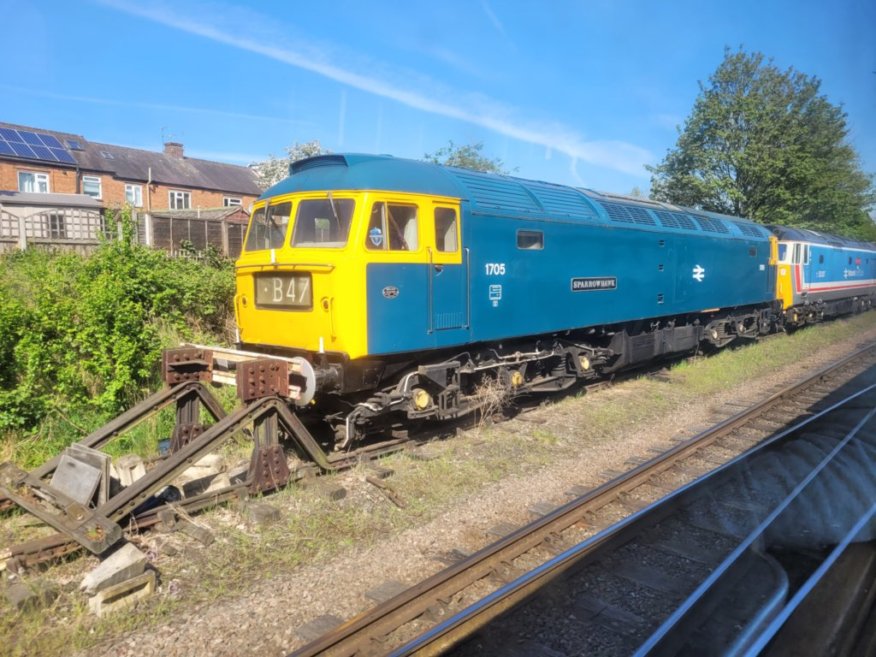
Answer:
234;191;369;360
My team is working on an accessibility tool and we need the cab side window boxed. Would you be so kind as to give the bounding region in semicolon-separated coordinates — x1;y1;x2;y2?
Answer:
366;202;418;251
434;207;458;252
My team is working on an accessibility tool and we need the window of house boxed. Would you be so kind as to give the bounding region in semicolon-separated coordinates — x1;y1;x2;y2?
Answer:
18;171;50;193
125;184;143;207
434;208;458;252
366;202;417;251
169;190;191;210
517;230;544;250
224;197;242;207
46;213;66;239
82;175;102;199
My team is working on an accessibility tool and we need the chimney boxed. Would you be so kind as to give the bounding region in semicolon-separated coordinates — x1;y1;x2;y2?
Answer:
164;142;184;158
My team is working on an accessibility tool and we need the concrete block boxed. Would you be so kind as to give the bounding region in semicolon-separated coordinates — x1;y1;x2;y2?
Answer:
228;461;250;485
174;453;226;491
241;501;282;526
205;472;232;494
88;570;156;617
194;453;226;471
298;477;347;501
80;543;148;595
115;454;146;487
50;454;102;505
177;521;214;546
4;580;59;611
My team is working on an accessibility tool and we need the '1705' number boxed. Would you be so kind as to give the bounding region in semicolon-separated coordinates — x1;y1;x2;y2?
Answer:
484;262;506;276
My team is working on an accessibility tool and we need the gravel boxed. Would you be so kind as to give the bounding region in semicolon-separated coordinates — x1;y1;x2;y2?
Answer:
43;325;876;657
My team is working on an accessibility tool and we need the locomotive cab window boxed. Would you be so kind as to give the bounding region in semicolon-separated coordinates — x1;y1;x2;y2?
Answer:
291;197;355;247
366;202;418;251
244;202;292;251
517;230;544;250
777;243;788;262
434;207;458;252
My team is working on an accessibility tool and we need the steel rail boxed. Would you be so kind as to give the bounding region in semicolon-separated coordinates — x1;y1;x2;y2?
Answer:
635;385;876;655
289;343;876;657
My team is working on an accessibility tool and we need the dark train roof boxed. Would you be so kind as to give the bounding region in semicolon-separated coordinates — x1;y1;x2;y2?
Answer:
768;225;875;250
264;154;772;241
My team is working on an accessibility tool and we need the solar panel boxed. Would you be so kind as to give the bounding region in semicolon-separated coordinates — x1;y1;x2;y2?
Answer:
0;128;79;165
19;131;44;146
29;145;54;160
9;141;36;158
51;148;77;164
38;134;64;149
0;127;23;142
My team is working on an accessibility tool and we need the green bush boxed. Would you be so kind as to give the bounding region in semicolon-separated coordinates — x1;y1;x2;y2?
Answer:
0;212;235;445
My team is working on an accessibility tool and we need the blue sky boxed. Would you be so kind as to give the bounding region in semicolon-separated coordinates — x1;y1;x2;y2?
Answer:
2;0;873;195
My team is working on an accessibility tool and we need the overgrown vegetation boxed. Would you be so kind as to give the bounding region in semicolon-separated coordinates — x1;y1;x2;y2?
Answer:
649;48;875;239
0;210;235;464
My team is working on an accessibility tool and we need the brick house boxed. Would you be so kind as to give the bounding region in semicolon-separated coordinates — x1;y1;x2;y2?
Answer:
0;121;264;256
0;121;262;213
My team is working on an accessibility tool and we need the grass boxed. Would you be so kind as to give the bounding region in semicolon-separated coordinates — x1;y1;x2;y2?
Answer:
2;312;875;656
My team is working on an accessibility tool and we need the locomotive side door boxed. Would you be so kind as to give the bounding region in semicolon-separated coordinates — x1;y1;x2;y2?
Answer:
427;204;469;342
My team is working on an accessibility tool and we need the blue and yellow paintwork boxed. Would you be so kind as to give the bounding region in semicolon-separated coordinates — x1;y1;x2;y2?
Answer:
236;154;781;361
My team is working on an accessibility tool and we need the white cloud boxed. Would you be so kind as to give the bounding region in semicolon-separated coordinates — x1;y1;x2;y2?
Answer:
2;84;309;126
98;0;653;176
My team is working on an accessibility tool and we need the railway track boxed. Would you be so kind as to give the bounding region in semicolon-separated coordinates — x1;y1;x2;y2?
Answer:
0;335;781;571
290;342;876;656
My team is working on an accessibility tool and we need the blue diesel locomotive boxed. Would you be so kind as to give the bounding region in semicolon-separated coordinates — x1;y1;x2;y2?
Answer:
233;154;872;444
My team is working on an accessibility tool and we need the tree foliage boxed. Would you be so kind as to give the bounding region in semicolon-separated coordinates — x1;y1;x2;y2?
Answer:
252;140;327;190
423;140;510;174
649;49;875;239
0;210;234;438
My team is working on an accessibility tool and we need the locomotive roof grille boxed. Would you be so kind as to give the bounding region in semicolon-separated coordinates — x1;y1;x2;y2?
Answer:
654;210;698;231
601;202;656;226
690;214;730;234
731;221;768;238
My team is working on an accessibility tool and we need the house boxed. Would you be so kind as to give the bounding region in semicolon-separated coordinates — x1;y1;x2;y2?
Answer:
0;121;263;255
0;121;262;213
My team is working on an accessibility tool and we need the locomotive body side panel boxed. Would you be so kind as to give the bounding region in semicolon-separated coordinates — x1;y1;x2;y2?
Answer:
461;216;773;346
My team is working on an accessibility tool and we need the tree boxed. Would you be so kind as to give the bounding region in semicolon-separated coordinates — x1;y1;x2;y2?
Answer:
251;140;327;189
648;49;874;238
423;140;510;174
